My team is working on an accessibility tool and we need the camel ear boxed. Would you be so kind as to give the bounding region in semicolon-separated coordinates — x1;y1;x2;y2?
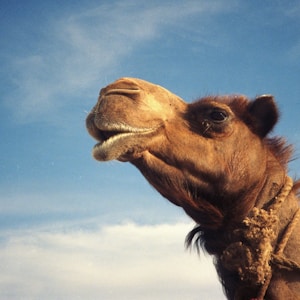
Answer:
247;95;279;137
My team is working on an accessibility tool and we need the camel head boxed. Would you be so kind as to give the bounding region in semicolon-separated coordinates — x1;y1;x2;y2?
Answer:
86;77;282;229
86;77;300;300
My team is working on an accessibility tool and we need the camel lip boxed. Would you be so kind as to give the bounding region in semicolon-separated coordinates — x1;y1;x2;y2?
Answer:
91;125;159;161
93;130;140;146
92;132;134;153
92;122;158;143
86;114;161;161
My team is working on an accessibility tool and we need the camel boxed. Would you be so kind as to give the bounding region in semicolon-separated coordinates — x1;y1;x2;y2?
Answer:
86;77;300;299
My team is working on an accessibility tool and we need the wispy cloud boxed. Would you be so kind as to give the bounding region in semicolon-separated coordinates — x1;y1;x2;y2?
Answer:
4;0;237;124
0;222;223;299
283;1;300;18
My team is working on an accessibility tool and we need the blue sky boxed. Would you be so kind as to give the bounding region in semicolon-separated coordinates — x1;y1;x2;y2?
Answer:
1;0;300;299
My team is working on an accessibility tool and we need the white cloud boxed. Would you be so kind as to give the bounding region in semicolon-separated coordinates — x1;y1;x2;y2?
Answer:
0;221;224;299
5;0;237;124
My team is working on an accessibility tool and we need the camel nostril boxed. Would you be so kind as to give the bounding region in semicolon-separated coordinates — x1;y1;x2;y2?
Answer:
105;88;140;97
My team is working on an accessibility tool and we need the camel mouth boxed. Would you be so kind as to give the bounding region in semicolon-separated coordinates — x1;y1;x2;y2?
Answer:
89;123;158;162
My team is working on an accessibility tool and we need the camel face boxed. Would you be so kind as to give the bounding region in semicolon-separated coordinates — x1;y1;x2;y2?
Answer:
86;77;186;161
86;78;278;215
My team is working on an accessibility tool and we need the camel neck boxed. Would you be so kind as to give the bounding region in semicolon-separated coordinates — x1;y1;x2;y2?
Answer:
253;154;287;209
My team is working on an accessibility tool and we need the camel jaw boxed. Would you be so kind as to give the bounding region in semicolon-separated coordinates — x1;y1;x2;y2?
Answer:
89;123;158;162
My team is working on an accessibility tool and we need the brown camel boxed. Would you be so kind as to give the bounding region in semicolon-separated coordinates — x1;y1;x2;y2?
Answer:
86;77;300;299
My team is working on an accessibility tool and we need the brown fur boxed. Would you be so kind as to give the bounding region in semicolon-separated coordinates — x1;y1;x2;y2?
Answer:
86;77;300;299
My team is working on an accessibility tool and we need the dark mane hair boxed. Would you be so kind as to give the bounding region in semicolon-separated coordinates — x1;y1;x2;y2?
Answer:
265;137;293;166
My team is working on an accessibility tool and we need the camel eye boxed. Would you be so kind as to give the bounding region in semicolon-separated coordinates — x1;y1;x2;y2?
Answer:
209;110;228;123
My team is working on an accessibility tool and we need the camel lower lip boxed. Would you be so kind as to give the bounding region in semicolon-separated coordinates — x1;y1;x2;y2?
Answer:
92;129;157;161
